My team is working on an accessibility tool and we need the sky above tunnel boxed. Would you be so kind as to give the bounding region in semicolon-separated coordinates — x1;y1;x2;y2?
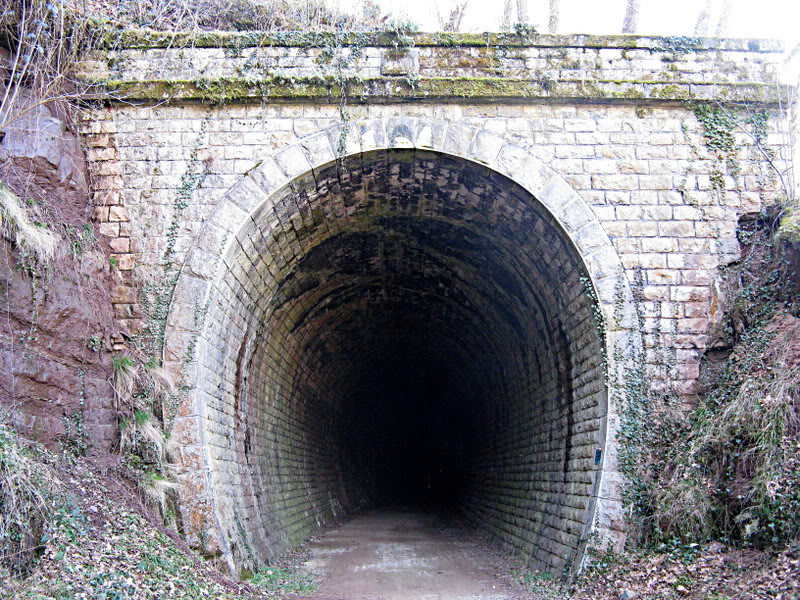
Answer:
344;0;796;41
335;0;800;78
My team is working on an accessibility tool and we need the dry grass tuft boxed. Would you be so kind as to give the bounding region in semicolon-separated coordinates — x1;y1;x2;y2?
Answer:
653;327;800;544
113;356;181;515
114;358;176;463
0;182;59;264
140;471;180;515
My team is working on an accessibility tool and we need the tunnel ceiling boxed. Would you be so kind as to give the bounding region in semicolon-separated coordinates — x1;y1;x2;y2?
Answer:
197;149;607;573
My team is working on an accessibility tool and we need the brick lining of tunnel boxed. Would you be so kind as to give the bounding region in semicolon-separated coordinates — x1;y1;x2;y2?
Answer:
195;148;606;573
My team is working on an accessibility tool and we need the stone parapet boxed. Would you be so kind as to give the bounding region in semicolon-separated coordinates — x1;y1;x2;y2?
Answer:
80;33;784;105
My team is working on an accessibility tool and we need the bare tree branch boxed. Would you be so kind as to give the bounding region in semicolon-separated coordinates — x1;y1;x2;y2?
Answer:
437;1;469;32
622;0;639;34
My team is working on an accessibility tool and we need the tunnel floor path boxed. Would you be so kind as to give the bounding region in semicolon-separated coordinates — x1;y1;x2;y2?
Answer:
301;508;540;600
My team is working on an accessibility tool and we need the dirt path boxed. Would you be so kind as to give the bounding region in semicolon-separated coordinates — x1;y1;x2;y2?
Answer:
301;508;540;600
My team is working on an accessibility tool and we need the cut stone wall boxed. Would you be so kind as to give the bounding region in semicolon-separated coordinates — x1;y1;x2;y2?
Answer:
78;33;787;574
100;101;783;395
82;33;783;103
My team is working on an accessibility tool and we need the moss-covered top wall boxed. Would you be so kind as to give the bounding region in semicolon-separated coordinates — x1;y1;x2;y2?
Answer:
80;32;784;104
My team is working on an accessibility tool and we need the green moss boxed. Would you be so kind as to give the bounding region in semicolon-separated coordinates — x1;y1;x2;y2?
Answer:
431;48;498;70
102;76;333;103
650;84;695;100
779;205;800;242
384;48;410;61
92;75;784;105
99;29;783;52
420;77;539;97
616;88;646;99
574;34;640;48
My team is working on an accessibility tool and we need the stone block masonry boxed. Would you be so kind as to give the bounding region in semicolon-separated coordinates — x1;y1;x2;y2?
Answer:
78;32;787;576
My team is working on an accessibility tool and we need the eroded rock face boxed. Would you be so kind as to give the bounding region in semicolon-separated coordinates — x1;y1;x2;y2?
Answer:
0;98;88;191
0;94;117;455
1;89;89;225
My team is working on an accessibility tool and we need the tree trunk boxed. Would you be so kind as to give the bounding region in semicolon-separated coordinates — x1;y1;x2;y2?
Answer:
715;0;732;37
502;0;512;28
694;0;712;35
622;0;638;34
516;0;528;23
548;0;559;33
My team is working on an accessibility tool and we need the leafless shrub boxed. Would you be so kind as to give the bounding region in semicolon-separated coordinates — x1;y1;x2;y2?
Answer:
114;0;384;32
0;0;104;135
0;422;64;576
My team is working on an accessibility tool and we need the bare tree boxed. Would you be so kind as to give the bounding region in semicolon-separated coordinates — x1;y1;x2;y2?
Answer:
694;0;712;35
516;0;528;23
0;0;102;135
437;1;469;32
622;0;639;34
502;0;512;29
548;0;559;33
715;0;732;37
501;0;529;28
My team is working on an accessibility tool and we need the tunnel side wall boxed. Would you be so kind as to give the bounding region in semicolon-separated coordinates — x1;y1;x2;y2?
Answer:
461;271;605;571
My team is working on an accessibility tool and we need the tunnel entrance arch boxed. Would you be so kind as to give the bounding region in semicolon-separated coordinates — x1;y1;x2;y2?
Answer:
163;119;638;576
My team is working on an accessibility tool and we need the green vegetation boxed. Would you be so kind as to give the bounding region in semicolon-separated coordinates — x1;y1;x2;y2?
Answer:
693;104;739;172
1;420;262;599
250;566;317;595
0;423;65;577
604;208;800;554
648;214;800;548
87;335;103;352
780;205;800;241
611;268;656;520
651;35;703;56
517;569;566;599
67;224;97;259
62;371;89;457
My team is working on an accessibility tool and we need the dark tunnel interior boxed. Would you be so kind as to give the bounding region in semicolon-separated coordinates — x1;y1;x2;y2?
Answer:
197;149;607;572
341;349;479;508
